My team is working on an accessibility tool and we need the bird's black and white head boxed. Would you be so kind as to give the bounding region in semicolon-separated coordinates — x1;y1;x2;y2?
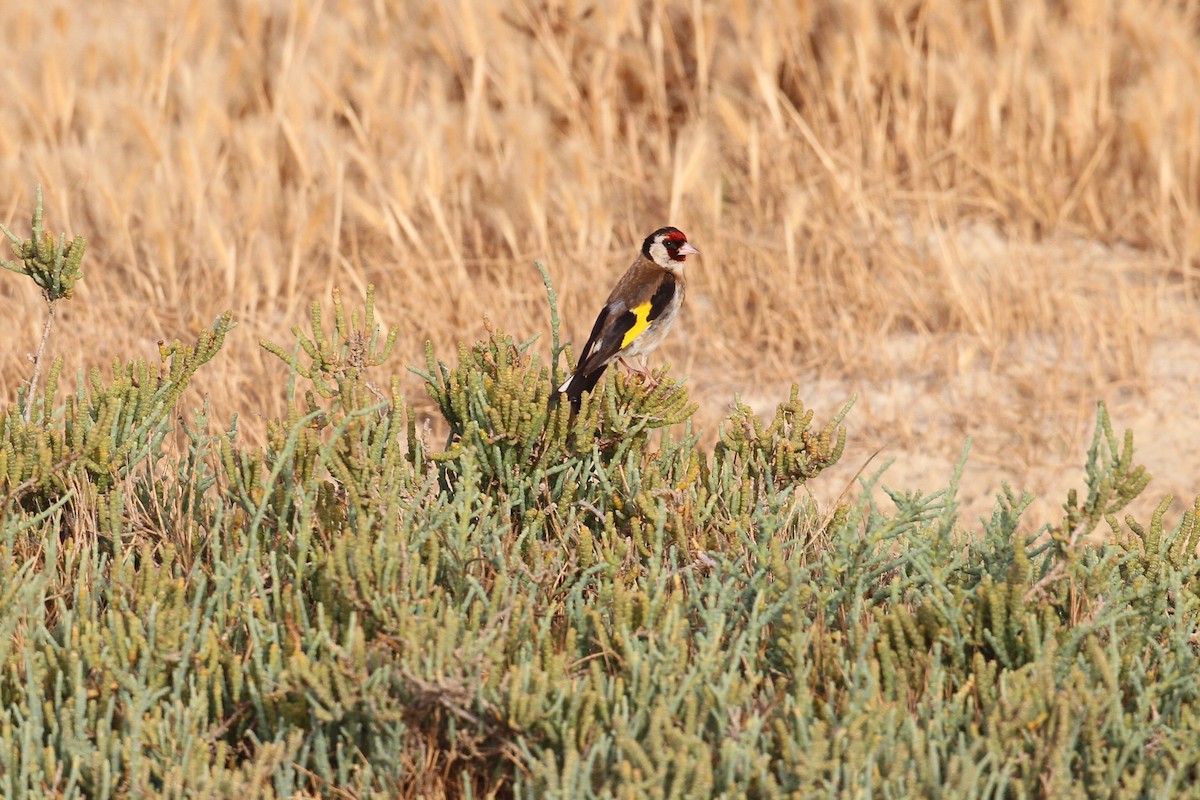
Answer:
642;227;699;271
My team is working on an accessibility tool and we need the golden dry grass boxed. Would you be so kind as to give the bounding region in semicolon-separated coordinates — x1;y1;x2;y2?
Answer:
2;0;1199;526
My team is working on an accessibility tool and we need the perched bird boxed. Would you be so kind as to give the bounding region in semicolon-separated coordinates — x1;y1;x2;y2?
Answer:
558;227;699;410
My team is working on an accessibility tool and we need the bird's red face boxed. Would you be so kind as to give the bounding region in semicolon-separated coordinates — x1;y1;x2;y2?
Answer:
644;227;700;266
662;230;699;262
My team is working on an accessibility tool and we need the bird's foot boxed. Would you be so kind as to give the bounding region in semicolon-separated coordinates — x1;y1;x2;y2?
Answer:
620;357;659;390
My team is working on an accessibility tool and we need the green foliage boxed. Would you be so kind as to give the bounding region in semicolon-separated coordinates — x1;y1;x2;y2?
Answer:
1;313;234;512
260;284;398;409
0;185;85;303
716;387;851;511
3;185;89;423
1059;404;1151;542
2;275;1200;799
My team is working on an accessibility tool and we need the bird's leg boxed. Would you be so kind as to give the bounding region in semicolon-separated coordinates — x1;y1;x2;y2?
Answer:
617;356;641;377
639;355;660;389
619;355;659;390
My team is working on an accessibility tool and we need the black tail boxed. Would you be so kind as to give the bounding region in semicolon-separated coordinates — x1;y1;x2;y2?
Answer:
562;364;609;412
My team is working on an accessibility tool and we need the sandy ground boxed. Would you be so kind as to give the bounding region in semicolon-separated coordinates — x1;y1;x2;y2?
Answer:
722;227;1200;535
739;337;1200;535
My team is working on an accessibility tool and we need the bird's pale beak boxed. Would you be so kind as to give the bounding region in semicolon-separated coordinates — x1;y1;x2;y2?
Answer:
678;242;699;257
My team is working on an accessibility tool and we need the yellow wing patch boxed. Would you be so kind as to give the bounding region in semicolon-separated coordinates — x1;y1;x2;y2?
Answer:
621;302;654;348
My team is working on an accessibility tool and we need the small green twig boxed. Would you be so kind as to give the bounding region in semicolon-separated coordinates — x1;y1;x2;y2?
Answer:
535;260;563;383
1;186;86;423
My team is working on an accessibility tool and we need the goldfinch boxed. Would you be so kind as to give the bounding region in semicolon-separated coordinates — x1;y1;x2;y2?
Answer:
558;227;699;410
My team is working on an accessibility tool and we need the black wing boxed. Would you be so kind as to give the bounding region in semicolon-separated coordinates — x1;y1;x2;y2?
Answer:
644;277;677;322
562;306;620;408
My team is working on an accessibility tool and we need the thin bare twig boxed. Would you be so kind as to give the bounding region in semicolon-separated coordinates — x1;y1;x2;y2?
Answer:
24;302;56;424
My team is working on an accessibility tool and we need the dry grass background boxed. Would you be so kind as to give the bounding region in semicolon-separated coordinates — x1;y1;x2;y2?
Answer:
2;0;1199;527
